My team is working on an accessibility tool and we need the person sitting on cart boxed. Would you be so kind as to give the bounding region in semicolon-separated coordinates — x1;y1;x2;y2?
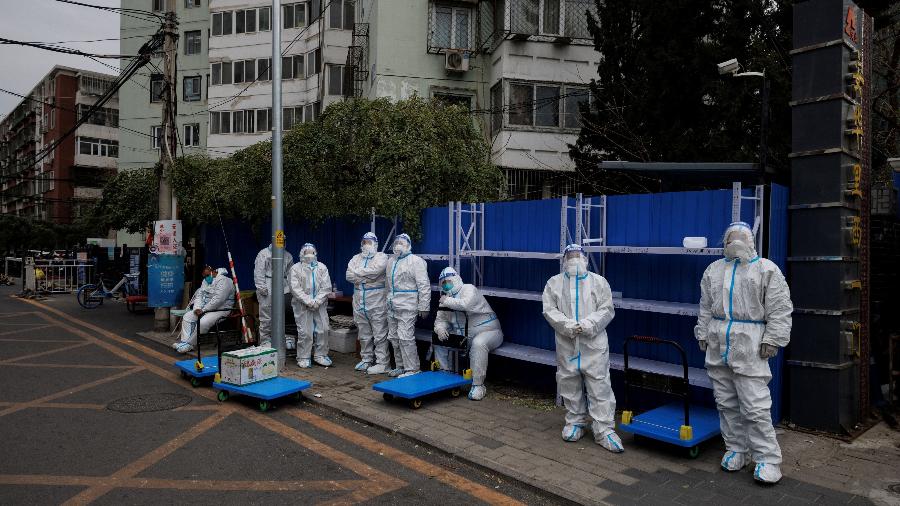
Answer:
174;267;235;354
433;267;503;401
542;244;624;453
695;222;792;484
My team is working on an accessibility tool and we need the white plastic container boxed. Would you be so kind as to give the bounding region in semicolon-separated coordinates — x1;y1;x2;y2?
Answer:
682;237;708;249
329;328;358;354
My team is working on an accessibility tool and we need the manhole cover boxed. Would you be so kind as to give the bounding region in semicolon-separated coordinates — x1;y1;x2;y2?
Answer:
888;483;900;496
107;393;192;413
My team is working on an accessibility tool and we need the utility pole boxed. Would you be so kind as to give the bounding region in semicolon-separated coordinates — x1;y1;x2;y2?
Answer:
270;0;286;369
154;11;178;332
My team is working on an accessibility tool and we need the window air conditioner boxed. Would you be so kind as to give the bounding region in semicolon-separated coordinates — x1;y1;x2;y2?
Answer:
445;50;470;72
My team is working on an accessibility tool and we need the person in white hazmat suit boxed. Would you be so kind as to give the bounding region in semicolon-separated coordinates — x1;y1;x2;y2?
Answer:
434;267;503;400
254;244;294;349
695;221;792;484
345;232;391;374
289;243;333;368
542;244;624;453
385;233;431;378
174;267;235;354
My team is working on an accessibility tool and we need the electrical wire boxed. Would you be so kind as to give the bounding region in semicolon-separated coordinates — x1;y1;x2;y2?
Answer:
0;37;139;59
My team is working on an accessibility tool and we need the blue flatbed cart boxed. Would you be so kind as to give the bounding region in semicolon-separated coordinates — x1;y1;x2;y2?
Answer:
373;311;472;409
618;335;721;458
213;376;312;412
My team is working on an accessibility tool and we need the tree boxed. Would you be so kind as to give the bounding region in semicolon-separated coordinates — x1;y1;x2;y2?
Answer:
571;0;792;193
88;168;159;234
169;97;503;237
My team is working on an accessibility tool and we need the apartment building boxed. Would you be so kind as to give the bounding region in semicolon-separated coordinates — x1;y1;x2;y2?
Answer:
348;0;598;199
0;66;119;223
119;0;210;170
206;0;354;156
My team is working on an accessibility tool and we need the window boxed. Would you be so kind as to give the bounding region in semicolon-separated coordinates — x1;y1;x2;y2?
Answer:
257;59;271;81
259;7;271;31
508;83;533;126
304;102;321;122
233;60;245;84
491;82;502;136
329;0;355;30
510;0;539;34
284;3;306;29
152;0;169;12
185;0;200;8
328;65;345;96
246;110;256;133
256;108;272;131
77;104;119;127
212;12;223;36
235;8;257;33
79;75;113;96
244;60;256;82
307;49;321;76
77;137;118;158
211;62;233;85
209;112;231;134
506;82;588;129
233;110;245;133
535;85;560;126
310;0;322;21
431;5;472;49
152;126;163;149
184;123;200;146
542;0;561;35
184;30;201;55
433;91;473;110
563;87;589;128
283;107;300;130
183;76;202;101
150;74;165;102
49;109;55;129
282;55;304;80
564;0;594;39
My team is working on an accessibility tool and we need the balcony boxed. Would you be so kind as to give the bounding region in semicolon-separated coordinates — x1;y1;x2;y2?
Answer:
481;0;596;53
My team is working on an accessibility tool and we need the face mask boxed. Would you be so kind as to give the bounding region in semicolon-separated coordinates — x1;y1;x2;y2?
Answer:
393;243;408;255
725;240;752;262
442;281;454;293
204;275;213;284
303;253;316;263
361;244;376;255
565;258;585;276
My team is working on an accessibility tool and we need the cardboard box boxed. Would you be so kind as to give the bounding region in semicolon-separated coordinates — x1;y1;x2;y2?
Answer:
221;346;277;386
329;328;358;354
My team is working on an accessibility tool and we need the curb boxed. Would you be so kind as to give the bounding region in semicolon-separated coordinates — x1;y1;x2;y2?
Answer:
301;392;598;506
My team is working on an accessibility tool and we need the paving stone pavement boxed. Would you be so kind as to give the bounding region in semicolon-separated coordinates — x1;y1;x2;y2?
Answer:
145;323;900;506
274;351;900;506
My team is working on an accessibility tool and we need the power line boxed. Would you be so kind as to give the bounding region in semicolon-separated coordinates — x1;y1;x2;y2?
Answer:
52;0;165;23
0;37;138;59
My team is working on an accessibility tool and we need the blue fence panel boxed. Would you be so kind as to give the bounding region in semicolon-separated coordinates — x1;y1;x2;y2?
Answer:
483;199;563;252
767;183;789;423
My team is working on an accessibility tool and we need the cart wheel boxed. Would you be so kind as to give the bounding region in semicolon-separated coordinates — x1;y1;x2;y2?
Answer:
687;446;700;459
293;392;303;402
259;400;270;412
450;388;461;398
383;393;394;402
217;390;229;402
409;398;423;409
180;370;188;379
190;377;201;388
430;361;440;371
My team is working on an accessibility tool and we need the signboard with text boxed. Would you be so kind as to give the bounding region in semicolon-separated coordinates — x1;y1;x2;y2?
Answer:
148;254;184;308
152;220;183;255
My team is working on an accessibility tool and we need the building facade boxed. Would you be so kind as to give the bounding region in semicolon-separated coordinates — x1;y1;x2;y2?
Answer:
0;66;119;224
206;0;353;156
348;0;598;199
119;0;210;170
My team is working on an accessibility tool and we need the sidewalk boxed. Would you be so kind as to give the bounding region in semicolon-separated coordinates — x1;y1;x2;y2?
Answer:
133;328;900;505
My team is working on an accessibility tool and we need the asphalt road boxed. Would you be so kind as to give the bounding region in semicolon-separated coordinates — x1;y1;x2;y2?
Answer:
0;286;562;505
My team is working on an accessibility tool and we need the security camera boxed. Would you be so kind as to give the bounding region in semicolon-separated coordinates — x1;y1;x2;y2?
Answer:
717;58;740;75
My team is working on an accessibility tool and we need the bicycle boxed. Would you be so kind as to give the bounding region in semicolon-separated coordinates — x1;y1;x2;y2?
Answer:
76;273;140;309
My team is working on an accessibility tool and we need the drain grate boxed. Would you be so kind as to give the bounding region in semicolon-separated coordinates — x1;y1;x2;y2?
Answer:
107;393;192;413
888;483;900;496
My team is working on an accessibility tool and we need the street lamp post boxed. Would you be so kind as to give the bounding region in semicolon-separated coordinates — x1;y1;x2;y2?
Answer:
718;59;769;175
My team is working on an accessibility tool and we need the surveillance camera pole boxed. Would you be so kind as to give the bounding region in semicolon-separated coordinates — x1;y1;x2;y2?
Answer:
270;0;286;370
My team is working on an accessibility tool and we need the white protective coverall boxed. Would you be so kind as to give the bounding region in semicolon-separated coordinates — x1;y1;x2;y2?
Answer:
434;267;503;400
696;221;792;484
542;245;623;453
253;245;294;348
178;268;235;350
346;233;390;372
289;244;332;367
385;234;431;377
